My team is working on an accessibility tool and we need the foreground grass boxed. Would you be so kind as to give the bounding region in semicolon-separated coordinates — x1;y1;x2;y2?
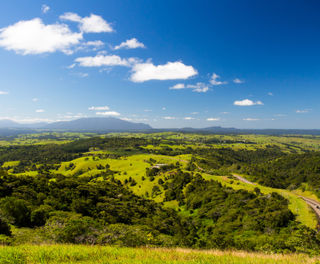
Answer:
0;245;320;264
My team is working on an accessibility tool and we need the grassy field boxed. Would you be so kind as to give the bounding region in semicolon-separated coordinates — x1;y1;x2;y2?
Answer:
0;245;319;264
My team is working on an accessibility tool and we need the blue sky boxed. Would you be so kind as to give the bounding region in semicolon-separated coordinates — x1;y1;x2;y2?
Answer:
0;0;319;128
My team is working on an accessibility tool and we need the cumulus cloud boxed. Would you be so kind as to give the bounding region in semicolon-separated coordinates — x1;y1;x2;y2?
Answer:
89;106;110;111
233;78;244;84
96;111;120;116
186;83;209;93
207;118;220;121
41;4;50;14
163;116;176;120
233;99;264;106
35;109;45;113
130;61;198;82
114;38;145;50
243;118;259;121
0;18;82;55
60;13;113;33
210;73;227;86
75;55;131;67
84;40;104;47
184;117;195;120
0;91;8;95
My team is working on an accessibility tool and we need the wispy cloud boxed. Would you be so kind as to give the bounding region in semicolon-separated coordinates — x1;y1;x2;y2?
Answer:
41;4;50;14
0;91;8;95
210;73;227;86
207;117;220;121
170;82;209;93
184;117;195;120
243;118;260;121
234;99;264;106
75;55;132;67
89;106;110;111
163;116;176;120
233;78;244;84
96;111;120;116
35;109;45;113
296;109;311;114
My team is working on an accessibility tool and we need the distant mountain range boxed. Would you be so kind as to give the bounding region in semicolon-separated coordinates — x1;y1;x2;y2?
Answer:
0;117;152;131
0;117;320;135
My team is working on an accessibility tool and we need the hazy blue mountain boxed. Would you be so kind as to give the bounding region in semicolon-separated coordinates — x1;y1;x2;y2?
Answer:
42;117;152;131
0;119;21;128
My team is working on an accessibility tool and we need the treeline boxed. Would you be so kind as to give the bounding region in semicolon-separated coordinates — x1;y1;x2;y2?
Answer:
242;152;320;193
0;136;159;167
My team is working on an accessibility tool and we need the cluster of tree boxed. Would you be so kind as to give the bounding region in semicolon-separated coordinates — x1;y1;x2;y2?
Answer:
241;152;320;193
1;168;320;253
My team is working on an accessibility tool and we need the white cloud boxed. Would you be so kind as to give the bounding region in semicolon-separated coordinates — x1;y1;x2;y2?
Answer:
32;98;38;102
191;112;199;115
296;109;310;114
233;99;264;106
144;109;152;112
210;73;227;86
162;107;166;111
41;4;50;14
186;82;209;93
120;117;132;121
163;116;176;120
233;78;244;84
184;117;195;120
35;109;45;113
85;40;104;47
77;72;88;78
221;112;229;114
0;18;82;55
170;83;185;90
67;63;76;69
114;38;145;50
89;106;110;111
130;61;198;82
60;13;113;33
243;118;259;121
207;118;220;121
75;55;131;67
96;111;120;116
0;91;8;95
268;92;273;96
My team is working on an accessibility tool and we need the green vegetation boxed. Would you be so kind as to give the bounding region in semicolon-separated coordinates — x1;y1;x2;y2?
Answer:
1;132;320;256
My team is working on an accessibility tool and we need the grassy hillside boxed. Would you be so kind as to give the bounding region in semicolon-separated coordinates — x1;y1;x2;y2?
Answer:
0;245;319;264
